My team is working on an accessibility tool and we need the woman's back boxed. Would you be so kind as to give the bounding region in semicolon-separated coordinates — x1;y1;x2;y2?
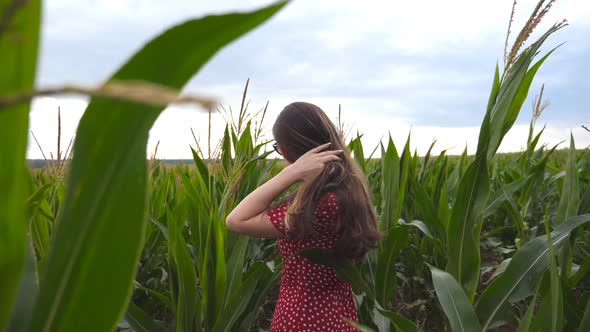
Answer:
268;192;358;331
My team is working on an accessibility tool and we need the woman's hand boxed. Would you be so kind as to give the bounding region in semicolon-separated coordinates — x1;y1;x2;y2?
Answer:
283;142;342;183
226;142;341;238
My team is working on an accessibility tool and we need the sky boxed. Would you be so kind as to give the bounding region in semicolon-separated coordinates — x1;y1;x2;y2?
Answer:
27;0;590;159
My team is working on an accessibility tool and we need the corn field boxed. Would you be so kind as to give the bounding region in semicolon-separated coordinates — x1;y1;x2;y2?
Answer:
2;1;590;331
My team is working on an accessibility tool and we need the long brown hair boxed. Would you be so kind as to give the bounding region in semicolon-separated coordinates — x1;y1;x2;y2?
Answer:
272;102;382;259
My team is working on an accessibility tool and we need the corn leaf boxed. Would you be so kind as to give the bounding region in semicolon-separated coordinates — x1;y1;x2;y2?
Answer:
374;135;410;306
237;261;280;330
578;297;590;332
515;291;538;332
428;265;482;332
28;3;286;331
446;24;562;301
223;236;249;310
124;302;166;332
486;26;561;158
375;307;418;332
343;319;376;332
476;214;590;330
212;261;267;332
167;207;199;332
7;240;38;332
530;272;563;332
348;134;367;173
380;135;401;230
412;178;446;240
556;135;579;278
445;153;489;300
375;225;409;306
0;0;41;328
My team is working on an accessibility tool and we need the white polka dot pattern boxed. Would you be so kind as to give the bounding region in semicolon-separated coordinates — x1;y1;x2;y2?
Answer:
267;192;359;331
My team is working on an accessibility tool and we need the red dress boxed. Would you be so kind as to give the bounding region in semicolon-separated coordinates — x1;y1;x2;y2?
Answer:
267;192;359;331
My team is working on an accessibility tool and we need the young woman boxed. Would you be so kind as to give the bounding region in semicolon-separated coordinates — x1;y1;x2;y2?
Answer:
226;102;381;331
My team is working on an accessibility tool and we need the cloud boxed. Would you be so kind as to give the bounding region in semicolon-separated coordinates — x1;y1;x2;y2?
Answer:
28;0;590;159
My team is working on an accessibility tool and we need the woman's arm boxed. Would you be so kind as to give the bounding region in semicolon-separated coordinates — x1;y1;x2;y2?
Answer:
225;166;298;238
225;143;342;238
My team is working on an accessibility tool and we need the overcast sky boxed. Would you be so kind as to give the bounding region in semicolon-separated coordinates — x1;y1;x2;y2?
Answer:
28;0;590;159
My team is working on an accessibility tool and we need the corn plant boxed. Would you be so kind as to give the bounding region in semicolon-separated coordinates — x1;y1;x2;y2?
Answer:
429;16;590;332
5;0;590;331
301;3;590;332
0;0;41;329
0;1;286;331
